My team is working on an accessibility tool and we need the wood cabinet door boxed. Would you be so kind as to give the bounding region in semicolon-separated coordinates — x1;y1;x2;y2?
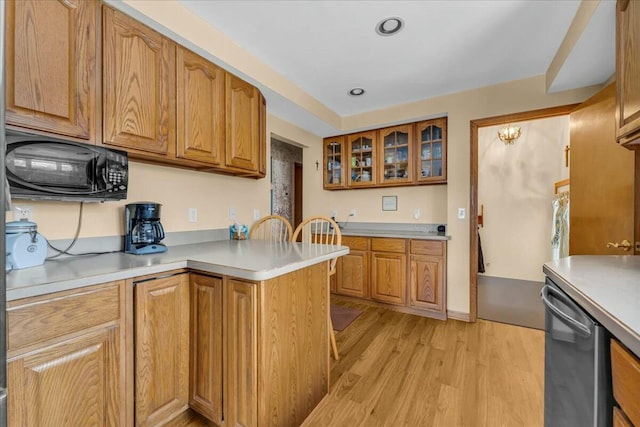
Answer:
324;136;347;189
378;124;414;185
103;6;175;156
616;0;640;146
6;0;98;140
135;273;190;427
8;326;123;426
189;274;223;424
224;278;258;427
225;74;260;172
258;93;267;177
415;118;447;183
176;46;224;165
347;131;377;187
409;255;445;312
337;250;369;298
570;84;636;254
371;252;406;305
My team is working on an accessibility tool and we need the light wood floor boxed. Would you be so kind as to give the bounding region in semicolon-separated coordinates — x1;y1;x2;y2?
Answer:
302;296;545;427
173;296;545;427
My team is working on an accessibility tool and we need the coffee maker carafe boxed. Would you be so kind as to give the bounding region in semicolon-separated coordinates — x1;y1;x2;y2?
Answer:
124;202;167;255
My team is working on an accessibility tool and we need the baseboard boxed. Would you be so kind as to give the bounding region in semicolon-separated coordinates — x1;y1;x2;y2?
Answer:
447;310;471;322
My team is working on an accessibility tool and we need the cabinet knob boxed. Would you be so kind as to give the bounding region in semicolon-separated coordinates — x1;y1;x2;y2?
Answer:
606;239;632;251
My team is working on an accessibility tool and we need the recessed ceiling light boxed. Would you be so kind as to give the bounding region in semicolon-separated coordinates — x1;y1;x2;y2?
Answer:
348;88;365;96
376;17;404;36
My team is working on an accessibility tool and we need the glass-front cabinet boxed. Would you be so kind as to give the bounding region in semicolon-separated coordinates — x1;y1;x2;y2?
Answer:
347;131;377;187
323;136;346;189
378;124;413;185
415;118;447;183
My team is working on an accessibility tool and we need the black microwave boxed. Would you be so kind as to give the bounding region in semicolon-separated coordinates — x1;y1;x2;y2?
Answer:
6;131;128;202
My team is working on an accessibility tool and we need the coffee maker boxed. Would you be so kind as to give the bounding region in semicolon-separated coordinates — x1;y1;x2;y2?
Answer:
124;202;167;255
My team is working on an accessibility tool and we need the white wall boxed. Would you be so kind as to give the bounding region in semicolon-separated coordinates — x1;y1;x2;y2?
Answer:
478;116;570;282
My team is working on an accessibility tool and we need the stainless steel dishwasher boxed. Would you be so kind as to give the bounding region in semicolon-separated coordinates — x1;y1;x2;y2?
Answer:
541;277;613;427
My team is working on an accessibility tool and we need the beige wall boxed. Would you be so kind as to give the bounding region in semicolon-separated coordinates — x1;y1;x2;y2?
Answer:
21;1;602;316
478;116;570;283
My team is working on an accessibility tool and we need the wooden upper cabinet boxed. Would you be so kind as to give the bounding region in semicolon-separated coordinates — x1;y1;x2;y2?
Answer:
5;0;98;141
258;93;267;177
616;0;640;147
378;124;413;185
347;130;377;187
103;6;175;157
415;118;447;183
176;46;225;165
324;136;347;189
225;74;260;172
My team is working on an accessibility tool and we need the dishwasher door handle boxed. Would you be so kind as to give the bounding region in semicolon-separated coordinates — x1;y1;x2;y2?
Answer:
541;285;592;338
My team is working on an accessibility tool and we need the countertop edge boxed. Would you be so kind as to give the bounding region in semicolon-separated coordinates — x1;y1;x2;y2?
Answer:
543;264;640;358
339;230;451;240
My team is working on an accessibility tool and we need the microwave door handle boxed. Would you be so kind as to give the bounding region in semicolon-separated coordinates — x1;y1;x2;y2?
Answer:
540;285;592;337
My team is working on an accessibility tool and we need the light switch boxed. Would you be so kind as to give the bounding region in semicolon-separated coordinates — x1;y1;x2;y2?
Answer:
457;208;466;219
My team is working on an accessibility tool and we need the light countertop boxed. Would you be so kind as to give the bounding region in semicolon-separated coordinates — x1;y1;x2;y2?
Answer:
6;240;349;302
340;228;450;240
543;255;640;357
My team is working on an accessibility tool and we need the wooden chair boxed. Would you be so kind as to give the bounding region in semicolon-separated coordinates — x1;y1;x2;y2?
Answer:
249;215;293;241
291;215;342;360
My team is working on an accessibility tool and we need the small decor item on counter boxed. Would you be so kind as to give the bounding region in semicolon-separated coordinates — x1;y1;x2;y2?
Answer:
230;223;248;240
6;219;47;271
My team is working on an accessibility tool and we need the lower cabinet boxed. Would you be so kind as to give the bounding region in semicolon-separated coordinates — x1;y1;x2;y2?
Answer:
334;236;447;319
189;274;223;424
7;281;127;426
611;339;640;427
134;272;190;426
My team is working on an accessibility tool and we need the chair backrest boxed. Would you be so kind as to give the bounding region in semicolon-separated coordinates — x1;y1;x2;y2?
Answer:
249;215;293;241
291;216;342;274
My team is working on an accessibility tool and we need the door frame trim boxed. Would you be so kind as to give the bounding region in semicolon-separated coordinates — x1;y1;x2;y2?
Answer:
469;104;579;322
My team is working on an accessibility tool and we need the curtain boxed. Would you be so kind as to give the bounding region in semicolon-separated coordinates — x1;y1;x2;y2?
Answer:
551;192;570;259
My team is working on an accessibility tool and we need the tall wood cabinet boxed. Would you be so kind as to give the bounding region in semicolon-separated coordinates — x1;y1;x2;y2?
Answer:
134;273;190;426
616;0;640;147
5;0;99;141
7;282;127;426
176;47;225;166
189;274;223;424
409;240;447;314
103;6;175;157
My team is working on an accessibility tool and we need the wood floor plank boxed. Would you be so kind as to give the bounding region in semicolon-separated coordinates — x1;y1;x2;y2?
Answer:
302;296;544;427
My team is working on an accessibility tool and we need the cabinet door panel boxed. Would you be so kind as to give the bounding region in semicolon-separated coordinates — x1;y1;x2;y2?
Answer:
324;136;346;189
6;0;97;139
225;279;257;427
176;47;224;165
410;255;445;312
135;274;189;426
190;274;223;424
8;326;122;426
103;6;174;155
337;251;369;298
371;253;406;305
616;0;640;145
225;74;259;172
378;124;413;185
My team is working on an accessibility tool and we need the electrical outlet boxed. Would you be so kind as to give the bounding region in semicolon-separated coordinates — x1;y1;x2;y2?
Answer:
457;208;466;219
413;209;421;220
350;209;356;217
253;209;261;221
188;208;197;223
229;207;236;221
13;205;34;222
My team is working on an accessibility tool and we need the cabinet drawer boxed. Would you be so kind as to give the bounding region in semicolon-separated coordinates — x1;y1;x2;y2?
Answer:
342;235;370;251
371;238;406;253
611;339;640;427
410;240;444;256
8;282;122;352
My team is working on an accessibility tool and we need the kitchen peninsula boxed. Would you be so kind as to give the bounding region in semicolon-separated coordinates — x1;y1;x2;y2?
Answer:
5;240;348;427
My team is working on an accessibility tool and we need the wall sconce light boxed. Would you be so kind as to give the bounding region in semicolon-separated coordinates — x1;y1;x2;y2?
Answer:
497;124;522;145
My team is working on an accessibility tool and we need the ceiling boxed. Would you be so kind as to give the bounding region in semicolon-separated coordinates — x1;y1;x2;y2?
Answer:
176;0;615;135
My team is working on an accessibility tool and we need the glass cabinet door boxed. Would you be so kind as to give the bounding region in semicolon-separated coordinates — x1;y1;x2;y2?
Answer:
347;131;376;187
415;118;447;183
323;136;345;188
378;124;413;185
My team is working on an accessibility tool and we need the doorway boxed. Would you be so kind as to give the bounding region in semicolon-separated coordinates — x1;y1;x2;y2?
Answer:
270;138;303;228
469;104;578;327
